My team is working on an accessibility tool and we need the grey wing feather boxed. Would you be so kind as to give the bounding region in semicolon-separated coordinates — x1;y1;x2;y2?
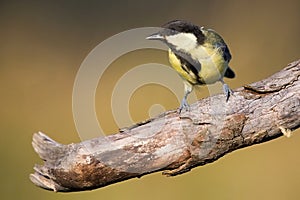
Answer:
220;44;232;62
220;44;235;78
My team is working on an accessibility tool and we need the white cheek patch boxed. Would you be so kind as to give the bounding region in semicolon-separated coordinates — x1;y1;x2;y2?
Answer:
166;33;197;51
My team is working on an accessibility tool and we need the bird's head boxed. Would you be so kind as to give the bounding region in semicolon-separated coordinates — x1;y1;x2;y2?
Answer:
146;20;205;51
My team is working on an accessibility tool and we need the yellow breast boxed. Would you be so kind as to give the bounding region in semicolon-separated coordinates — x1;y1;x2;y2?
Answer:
168;46;228;85
194;45;227;84
168;49;199;84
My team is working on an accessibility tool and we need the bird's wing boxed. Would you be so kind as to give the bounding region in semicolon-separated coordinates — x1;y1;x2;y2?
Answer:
215;42;234;78
207;28;232;63
221;44;232;62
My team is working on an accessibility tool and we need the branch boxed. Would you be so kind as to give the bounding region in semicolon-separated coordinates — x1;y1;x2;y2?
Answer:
30;60;300;192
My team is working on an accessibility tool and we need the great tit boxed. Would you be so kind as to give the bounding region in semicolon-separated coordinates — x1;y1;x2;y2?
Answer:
146;20;235;112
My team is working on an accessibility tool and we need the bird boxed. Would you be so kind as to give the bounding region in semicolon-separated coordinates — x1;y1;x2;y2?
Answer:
146;20;235;112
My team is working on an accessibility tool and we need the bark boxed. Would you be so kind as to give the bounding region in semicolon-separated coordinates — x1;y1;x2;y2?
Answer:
30;60;300;192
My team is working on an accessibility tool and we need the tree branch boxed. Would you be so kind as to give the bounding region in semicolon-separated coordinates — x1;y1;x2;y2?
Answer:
30;60;300;192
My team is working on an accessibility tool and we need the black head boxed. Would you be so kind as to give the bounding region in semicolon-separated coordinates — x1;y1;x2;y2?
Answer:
147;20;205;45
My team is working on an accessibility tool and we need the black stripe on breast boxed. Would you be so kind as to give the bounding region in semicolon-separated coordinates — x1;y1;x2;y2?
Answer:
171;49;204;84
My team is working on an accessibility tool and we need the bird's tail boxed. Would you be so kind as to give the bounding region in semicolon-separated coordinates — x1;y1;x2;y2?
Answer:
224;66;235;78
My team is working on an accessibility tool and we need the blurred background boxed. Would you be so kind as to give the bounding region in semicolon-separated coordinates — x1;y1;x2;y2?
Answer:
1;0;300;199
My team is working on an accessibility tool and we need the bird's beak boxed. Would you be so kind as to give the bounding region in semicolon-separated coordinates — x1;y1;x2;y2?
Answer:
146;33;164;40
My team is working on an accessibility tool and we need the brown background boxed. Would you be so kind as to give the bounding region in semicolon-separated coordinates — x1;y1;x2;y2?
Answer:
1;0;300;199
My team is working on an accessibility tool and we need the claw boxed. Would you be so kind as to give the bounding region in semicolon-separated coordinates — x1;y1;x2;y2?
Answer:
178;98;190;113
220;79;233;102
222;83;233;102
178;81;193;113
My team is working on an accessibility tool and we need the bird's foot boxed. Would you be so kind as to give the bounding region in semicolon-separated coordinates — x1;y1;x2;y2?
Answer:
178;98;190;113
223;83;233;102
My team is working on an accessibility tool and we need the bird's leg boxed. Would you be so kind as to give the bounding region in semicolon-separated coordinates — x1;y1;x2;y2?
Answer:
179;82;193;113
179;94;190;113
220;79;233;102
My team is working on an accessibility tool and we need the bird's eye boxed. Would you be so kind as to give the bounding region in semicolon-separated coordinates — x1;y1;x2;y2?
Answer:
163;28;175;36
169;29;179;35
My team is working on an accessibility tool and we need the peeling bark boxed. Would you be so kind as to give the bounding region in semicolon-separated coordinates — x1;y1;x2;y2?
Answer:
30;60;300;192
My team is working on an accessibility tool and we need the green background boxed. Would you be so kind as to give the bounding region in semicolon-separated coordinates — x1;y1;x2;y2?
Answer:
1;0;300;199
